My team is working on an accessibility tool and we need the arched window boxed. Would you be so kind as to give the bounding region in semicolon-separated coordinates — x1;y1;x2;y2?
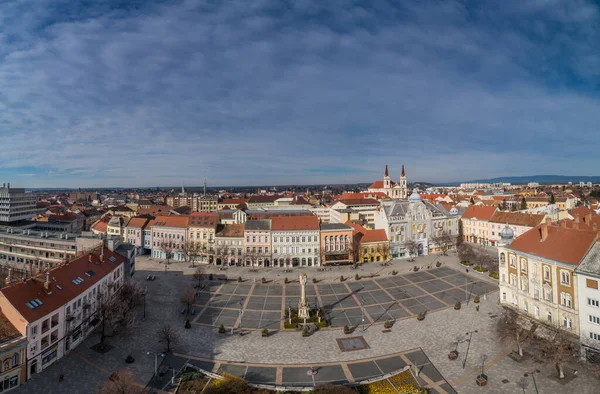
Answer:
500;253;505;263
3;359;9;371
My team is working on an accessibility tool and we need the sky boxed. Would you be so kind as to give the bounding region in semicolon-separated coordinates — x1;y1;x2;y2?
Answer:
1;0;599;188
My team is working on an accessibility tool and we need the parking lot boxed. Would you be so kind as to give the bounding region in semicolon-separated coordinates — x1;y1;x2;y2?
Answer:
191;266;497;330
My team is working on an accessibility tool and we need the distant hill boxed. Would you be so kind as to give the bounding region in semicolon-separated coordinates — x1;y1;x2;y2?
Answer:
447;175;600;186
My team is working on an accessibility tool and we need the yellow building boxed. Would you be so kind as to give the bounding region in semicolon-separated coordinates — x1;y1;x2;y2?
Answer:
346;222;390;263
0;313;27;392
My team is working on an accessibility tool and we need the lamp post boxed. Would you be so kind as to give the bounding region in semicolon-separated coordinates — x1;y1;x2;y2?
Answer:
238;299;244;336
146;351;165;378
524;369;540;394
465;269;473;305
462;330;478;369
360;297;366;333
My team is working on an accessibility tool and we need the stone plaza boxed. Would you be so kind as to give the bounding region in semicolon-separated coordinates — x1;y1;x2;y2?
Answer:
13;251;600;393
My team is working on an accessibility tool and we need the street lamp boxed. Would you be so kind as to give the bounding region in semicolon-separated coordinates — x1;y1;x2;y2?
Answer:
146;351;165;378
360;297;366;333
238;299;244;336
462;330;478;369
524;369;540;394
464;269;473;305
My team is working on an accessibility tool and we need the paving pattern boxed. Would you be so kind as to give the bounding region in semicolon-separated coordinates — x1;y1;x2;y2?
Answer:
192;266;498;330
173;347;456;393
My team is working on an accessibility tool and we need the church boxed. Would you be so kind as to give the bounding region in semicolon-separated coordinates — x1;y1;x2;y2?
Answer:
367;165;408;199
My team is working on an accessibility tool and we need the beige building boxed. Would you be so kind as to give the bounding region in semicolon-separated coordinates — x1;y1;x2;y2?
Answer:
498;219;598;335
214;224;244;266
187;213;218;263
460;205;497;246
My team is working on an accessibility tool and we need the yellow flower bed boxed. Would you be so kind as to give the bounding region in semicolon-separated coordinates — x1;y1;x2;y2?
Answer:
358;369;427;394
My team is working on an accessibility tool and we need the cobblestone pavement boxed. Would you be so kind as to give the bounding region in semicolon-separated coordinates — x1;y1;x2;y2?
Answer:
15;252;600;393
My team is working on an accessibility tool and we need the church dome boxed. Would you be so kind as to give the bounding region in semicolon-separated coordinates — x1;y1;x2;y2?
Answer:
500;224;514;240
409;190;422;202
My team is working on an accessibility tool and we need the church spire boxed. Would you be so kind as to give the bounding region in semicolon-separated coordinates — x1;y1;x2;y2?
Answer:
401;164;405;177
385;164;389;177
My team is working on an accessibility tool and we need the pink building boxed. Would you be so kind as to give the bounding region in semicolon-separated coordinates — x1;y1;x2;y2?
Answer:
125;217;150;255
150;215;189;262
243;220;271;267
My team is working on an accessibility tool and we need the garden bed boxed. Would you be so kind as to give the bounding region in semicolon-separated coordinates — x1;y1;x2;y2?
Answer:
357;369;427;394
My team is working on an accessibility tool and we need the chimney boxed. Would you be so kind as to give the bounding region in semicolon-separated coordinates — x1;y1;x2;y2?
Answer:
540;223;548;241
585;212;592;225
44;272;51;291
6;268;12;284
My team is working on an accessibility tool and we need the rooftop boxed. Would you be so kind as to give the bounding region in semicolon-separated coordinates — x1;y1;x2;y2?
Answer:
244;220;271;231
488;211;546;227
461;205;497;221
320;223;353;232
576;241;600;277
188;212;218;228
152;215;190;228
0;247;125;323
271;216;320;231
216;223;244;238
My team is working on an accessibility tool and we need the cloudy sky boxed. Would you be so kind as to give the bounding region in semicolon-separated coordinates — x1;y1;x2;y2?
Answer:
1;0;599;188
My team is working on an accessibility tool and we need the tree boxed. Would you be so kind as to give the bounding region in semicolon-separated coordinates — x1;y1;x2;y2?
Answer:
193;266;205;289
118;281;145;318
549;193;556;204
541;328;575;379
476;251;497;273
470;197;475;205
157;324;180;353
404;240;418;261
457;243;476;263
96;369;138;394
351;233;362;263
456;220;464;247
495;308;535;357
520;197;528;210
180;284;196;315
204;373;271;394
215;244;230;266
376;242;391;261
433;231;453;256
160;241;176;266
501;199;508;211
97;283;136;349
182;241;202;267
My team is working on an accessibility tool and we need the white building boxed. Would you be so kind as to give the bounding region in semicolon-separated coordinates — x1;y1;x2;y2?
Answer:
151;215;190;261
0;248;125;379
487;212;546;246
0;185;39;223
576;242;600;362
271;216;321;267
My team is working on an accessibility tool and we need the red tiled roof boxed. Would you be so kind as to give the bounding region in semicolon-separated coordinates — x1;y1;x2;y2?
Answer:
336;198;380;206
368;181;396;189
361;229;388;243
509;224;597;265
91;215;112;233
127;217;150;229
188;212;218;228
138;205;173;216
461;206;497;221
0;248;125;323
216;224;244;237
151;215;190;228
271;216;320;231
488;212;545;227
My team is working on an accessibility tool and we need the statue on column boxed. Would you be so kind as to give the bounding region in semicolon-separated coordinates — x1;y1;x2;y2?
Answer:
298;272;310;323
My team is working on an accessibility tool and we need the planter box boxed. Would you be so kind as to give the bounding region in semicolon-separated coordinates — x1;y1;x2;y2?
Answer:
454;306;461;310
448;351;458;360
417;315;425;321
474;299;480;304
476;374;488;386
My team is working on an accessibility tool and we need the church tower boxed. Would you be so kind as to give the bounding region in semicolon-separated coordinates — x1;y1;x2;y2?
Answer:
400;165;407;199
384;164;391;189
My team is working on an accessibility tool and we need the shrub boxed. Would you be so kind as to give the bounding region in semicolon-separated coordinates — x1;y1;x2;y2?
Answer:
460;261;474;266
391;270;398;275
344;325;350;333
284;277;289;284
262;328;268;337
413;266;419;272
218;324;225;333
355;273;360;281
473;265;488;273
455;302;461;309
315;321;328;329
436;261;442;268
384;320;393;328
237;276;242;282
208;273;214;280
312;278;317;283
261;277;266;284
417;312;425;320
489;272;500;280
284;322;297;329
340;275;344;282
474;295;480;303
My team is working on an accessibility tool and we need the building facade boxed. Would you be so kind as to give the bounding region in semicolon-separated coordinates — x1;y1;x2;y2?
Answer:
320;223;353;265
498;220;598;336
0;313;26;392
214;224;244;266
487;212;546;246
375;191;457;258
271;216;320;267
124;217;150;255
243;220;271;267
460;205;497;246
0;248;125;380
187;213;218;264
0;186;39;224
150;216;189;261
575;242;600;362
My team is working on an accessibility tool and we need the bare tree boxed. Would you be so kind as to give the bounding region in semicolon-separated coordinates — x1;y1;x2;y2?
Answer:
351;233;362;263
182;240;202;267
457;243;476;263
380;242;390;261
433;231;453;256
215;244;230;266
541;328;575;379
96;369;139;394
119;281;145;318
245;248;261;267
495;308;536;357
404;240;418;261
193;265;205;289
180;284;196;315
157;324;180;353
96;284;136;349
476;251;498;273
457;219;464;247
160;241;176;266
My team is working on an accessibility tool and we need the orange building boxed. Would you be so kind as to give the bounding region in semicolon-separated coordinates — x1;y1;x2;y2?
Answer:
320;223;353;265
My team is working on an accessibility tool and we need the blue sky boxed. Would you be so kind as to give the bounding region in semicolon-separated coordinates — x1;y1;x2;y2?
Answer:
1;0;599;188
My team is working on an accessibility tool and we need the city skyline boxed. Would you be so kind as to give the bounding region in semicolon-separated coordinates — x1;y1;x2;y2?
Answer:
1;0;600;187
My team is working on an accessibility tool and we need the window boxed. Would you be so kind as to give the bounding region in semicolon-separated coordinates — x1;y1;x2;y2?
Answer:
544;287;552;302
560;293;572;308
590;332;600;341
51;313;59;328
589;315;600;325
500;253;505;263
560;270;571;286
31;325;38;336
520;259;527;273
563;317;572;329
12;353;19;366
535;307;540;317
544;266;551;281
41;319;49;334
41;335;49;350
502;292;506;301
589;298;600;308
509;255;516;268
547;311;552;323
50;330;58;343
